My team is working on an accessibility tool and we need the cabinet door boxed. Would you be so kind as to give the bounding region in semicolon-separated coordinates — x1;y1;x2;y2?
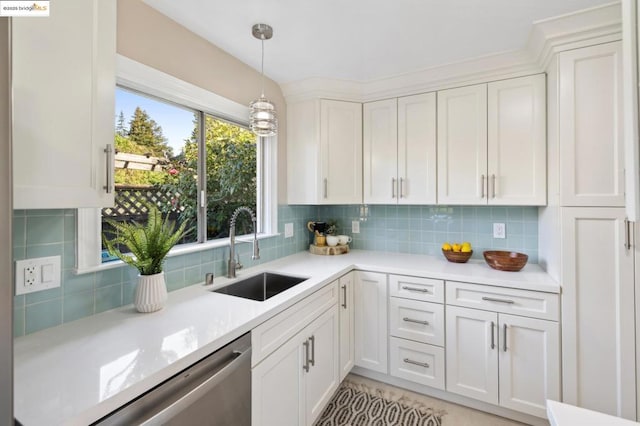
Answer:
354;271;388;374
561;207;636;419
398;93;437;204
488;74;546;205
320;100;362;204
437;84;488;205
559;42;624;207
363;99;398;204
304;306;340;425
252;331;304;426
12;0;116;209
445;305;498;404
338;273;355;381
498;314;560;418
287;99;321;204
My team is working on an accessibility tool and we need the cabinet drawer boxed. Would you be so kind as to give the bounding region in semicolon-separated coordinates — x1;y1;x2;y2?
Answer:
252;280;338;366
389;337;445;390
390;298;444;346
446;281;559;321
389;275;444;303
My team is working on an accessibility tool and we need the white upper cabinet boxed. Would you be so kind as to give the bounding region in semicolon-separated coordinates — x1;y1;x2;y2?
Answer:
437;84;488;205
398;93;437;204
437;75;546;206
287;99;362;204
363;99;398;204
363;93;437;205
559;42;624;207
488;74;546;205
12;0;116;209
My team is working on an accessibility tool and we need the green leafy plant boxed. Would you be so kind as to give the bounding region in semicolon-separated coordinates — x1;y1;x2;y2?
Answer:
326;219;339;236
103;204;189;275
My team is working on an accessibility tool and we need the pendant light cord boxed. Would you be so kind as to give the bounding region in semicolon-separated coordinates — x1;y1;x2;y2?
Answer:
260;36;265;98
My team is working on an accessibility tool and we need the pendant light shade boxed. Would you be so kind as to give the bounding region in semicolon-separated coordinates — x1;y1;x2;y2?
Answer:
250;24;277;137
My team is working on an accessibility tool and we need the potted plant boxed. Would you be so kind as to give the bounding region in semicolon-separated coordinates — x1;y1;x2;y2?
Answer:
103;204;188;313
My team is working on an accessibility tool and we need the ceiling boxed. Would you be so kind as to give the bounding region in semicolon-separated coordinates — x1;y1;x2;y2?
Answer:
143;0;615;84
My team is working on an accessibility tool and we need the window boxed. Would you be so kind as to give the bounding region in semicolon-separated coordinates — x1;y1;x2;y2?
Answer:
77;56;277;272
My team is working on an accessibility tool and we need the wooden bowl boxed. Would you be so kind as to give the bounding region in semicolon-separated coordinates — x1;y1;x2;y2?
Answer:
442;249;473;263
483;251;528;272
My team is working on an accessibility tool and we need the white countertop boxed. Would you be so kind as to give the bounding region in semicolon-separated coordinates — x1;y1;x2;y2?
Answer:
547;400;640;425
14;250;559;426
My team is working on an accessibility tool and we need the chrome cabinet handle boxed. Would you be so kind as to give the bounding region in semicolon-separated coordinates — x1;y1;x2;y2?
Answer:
624;218;631;250
491;174;496;198
399;178;404;198
309;336;315;366
392;178;396;198
341;285;347;309
503;324;507;352
403;358;429;368
401;286;430;293
103;145;113;194
481;174;485;198
482;296;515;304
403;317;429;325
490;321;495;349
302;340;310;372
323;178;328;199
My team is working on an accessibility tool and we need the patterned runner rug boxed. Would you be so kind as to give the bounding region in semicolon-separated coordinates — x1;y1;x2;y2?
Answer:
316;378;445;426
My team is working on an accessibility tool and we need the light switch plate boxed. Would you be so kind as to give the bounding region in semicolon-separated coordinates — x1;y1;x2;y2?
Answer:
352;221;360;233
284;223;294;238
15;256;61;295
493;223;506;239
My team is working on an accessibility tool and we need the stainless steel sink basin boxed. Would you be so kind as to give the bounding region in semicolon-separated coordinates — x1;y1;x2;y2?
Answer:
213;272;308;301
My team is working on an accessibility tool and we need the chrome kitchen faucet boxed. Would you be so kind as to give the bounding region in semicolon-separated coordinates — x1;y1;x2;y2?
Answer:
227;206;260;278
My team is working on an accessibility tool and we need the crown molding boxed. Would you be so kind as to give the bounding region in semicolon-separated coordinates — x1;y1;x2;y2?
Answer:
281;1;622;103
529;2;622;70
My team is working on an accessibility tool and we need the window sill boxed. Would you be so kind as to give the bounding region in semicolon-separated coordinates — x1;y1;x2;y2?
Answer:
74;232;281;275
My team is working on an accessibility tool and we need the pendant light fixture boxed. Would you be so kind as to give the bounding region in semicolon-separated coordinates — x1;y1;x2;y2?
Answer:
250;23;277;137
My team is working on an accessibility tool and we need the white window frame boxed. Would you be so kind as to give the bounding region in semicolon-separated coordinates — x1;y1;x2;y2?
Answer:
76;55;278;273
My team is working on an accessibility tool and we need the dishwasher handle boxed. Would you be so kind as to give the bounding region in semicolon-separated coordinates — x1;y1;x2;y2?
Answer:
140;346;251;425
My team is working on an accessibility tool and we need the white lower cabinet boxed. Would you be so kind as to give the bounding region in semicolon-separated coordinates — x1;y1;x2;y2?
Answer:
304;306;340;424
252;328;305;426
388;275;445;390
252;294;339;426
389;336;445;390
338;272;355;381
446;294;560;418
445;305;499;404
498;313;560;417
354;271;388;373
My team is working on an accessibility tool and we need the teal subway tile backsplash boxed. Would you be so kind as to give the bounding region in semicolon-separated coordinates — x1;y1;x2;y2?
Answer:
13;205;316;336
314;205;538;263
13;203;537;336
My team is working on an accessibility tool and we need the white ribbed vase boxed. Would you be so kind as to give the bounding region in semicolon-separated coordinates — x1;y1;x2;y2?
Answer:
135;272;168;313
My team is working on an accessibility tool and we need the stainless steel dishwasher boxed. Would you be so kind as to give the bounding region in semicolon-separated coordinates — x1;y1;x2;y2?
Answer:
95;332;251;426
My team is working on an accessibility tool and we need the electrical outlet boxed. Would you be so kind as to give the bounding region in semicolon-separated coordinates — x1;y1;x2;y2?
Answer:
24;266;36;287
493;223;506;239
352;220;360;234
15;256;61;296
284;223;294;238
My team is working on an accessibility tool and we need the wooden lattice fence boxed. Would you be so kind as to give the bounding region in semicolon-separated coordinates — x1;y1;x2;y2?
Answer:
102;185;185;220
101;185;190;251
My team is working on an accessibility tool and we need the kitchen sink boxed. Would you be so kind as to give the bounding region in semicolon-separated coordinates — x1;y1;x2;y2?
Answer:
213;272;308;301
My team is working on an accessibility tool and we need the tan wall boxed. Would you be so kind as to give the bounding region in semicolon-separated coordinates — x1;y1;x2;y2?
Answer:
117;0;287;203
0;18;14;421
